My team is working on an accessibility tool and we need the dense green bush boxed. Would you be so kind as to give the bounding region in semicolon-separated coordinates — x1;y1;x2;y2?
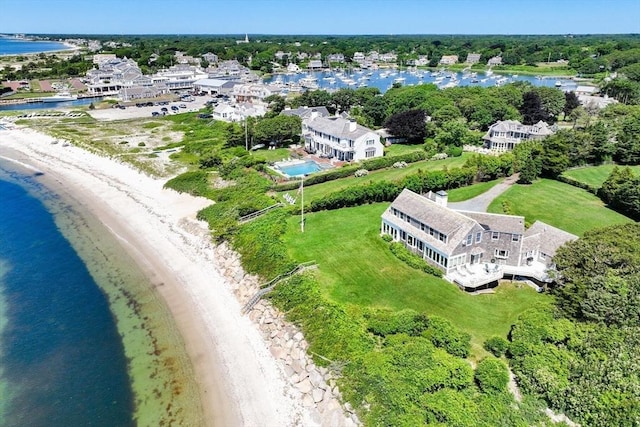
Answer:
164;170;215;198
475;358;509;394
483;336;509;357
365;308;429;337
232;210;295;279
388;242;444;277
308;167;475;212
422;316;471;358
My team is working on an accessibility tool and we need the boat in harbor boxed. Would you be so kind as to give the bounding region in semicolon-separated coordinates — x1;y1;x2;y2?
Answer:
42;91;77;103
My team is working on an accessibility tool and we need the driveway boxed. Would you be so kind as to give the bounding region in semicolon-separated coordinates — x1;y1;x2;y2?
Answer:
447;174;519;212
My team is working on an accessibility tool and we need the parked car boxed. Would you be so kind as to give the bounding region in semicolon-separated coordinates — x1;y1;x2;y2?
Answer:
161;107;168;112
151;111;160;117
179;104;187;109
171;105;179;111
197;113;213;119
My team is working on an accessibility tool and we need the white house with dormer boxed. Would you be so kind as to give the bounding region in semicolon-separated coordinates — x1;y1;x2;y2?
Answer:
302;114;383;161
483;120;554;152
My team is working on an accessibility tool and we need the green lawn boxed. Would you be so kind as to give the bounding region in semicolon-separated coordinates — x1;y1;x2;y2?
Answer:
251;147;291;163
447;179;501;202
384;143;426;156
487;179;632;236
278;153;472;203
284;203;550;357
563;164;640;188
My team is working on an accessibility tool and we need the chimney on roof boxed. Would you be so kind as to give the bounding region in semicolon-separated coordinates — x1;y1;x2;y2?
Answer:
434;190;448;207
310;109;318;119
349;119;357;132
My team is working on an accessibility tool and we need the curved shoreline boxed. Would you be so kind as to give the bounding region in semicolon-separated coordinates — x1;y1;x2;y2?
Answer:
0;127;308;426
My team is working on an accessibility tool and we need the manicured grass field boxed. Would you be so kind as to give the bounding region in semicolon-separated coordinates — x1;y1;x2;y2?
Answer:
384;143;426;156
446;179;501;202
487;179;632;236
563;164;640;188
278;153;472;203
283;203;551;357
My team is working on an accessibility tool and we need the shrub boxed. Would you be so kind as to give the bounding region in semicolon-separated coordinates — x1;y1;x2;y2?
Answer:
446;146;463;157
138;142;146;147
393;161;408;168
164;170;213;197
475;358;509;394
381;233;393;242
483;336;509;357
422;316;471;358
388;242;443;277
431;153;448;160
354;169;369;177
365;309;429;337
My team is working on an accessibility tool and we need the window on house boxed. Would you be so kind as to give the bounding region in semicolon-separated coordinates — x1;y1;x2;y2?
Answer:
365;149;376;158
465;234;473;246
495;249;509;259
366;139;375;146
475;232;482;243
492;231;499;240
439;234;446;243
512;234;520;242
407;235;414;246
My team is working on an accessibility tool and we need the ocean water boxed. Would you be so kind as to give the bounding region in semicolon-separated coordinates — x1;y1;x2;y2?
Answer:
0;36;69;56
0;158;202;426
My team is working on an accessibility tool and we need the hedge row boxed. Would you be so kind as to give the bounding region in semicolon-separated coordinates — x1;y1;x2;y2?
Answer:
273;151;428;191
556;174;598;194
388;242;444;278
308;167;476;212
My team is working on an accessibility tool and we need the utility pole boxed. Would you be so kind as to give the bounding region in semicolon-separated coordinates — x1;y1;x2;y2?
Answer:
300;178;304;233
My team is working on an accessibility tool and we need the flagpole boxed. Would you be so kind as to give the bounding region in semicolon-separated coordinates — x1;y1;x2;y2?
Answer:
300;177;304;233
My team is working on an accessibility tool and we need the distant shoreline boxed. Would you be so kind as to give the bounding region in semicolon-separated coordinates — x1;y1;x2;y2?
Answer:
0;36;78;57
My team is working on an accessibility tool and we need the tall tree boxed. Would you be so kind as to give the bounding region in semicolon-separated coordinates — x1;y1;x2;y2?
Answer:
563;91;581;117
383;109;427;143
520;91;548;125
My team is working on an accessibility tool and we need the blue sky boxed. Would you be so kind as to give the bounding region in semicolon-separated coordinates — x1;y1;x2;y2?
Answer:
2;0;639;35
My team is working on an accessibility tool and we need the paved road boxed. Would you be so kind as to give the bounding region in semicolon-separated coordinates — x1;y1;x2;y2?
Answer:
448;174;519;212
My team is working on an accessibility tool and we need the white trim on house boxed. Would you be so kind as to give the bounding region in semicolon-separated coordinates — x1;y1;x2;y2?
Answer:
302;115;383;161
381;189;578;291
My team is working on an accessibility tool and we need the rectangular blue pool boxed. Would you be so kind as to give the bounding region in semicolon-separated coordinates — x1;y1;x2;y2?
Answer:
277;160;323;177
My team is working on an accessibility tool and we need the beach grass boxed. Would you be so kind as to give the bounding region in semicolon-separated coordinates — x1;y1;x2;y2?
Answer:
487;178;632;236
562;164;640;188
283;202;550;357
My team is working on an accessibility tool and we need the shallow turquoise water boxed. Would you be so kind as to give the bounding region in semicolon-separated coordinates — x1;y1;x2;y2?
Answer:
0;170;135;426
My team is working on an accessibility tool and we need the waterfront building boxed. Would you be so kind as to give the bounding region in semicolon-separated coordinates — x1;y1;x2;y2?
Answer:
482;120;554;152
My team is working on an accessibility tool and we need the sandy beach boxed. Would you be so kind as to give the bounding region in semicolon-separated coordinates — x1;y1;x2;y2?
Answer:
0;126;313;426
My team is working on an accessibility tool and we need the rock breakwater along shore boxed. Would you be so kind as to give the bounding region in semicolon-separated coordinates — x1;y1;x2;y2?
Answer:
212;241;361;427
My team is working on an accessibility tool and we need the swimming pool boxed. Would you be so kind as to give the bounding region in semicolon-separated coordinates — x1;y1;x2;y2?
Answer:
276;160;323;177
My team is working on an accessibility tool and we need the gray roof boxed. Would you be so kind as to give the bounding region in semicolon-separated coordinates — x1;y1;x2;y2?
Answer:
523;221;578;257
483;120;554;140
455;211;525;235
382;189;478;254
282;106;330;119
194;78;231;88
305;115;374;140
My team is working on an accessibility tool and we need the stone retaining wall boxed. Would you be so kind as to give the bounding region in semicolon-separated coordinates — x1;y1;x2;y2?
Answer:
212;242;361;427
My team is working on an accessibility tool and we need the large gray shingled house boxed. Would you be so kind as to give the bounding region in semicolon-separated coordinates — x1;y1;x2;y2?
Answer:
381;189;577;291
